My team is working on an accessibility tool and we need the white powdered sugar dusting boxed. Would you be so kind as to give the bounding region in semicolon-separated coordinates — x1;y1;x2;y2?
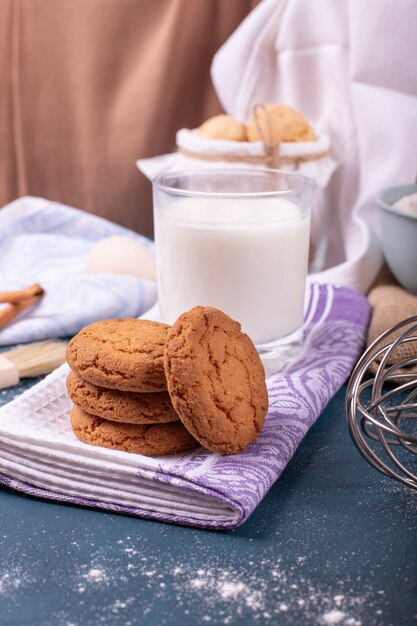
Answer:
322;610;347;624
0;568;25;594
62;544;388;625
0;535;390;625
82;568;108;583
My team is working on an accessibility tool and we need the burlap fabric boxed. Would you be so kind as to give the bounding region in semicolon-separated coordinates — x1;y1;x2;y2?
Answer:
367;265;417;375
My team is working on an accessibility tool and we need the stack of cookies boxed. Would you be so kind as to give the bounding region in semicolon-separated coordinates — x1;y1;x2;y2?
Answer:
66;307;269;457
66;319;199;456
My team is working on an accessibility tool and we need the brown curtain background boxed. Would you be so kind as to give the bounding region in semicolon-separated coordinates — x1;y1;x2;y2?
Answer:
0;0;259;237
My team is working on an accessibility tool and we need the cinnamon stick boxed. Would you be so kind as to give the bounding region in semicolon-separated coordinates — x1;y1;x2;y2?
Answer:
0;295;44;328
0;283;44;305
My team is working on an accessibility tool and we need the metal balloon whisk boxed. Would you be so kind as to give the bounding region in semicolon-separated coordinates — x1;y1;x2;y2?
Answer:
346;315;417;490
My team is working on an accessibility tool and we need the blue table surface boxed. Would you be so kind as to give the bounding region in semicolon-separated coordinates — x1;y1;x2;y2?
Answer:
0;378;416;626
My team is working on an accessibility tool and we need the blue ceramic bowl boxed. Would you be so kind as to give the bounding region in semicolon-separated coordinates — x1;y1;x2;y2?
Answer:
376;184;417;295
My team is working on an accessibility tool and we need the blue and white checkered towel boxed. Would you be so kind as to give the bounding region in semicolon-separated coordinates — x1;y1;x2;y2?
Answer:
0;197;157;346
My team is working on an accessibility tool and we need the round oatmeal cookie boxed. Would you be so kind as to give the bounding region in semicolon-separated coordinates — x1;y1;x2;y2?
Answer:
70;405;199;456
247;103;316;143
164;306;268;454
197;114;247;142
66;318;169;392
66;371;178;424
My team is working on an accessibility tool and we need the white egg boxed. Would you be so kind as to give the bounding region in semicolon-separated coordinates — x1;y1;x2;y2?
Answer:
86;236;156;281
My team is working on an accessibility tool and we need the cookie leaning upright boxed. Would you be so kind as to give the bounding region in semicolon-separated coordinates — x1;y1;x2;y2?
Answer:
164;306;268;454
66;318;169;392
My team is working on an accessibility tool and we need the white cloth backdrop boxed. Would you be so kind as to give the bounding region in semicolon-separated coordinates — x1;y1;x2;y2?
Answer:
211;0;417;293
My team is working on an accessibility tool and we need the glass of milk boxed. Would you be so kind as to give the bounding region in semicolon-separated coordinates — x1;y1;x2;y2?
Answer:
153;169;312;373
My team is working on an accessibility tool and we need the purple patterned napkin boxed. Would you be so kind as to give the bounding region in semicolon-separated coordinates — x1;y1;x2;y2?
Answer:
0;284;370;529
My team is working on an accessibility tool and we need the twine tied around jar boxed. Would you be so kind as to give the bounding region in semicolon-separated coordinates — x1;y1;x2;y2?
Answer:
177;104;330;169
252;103;281;168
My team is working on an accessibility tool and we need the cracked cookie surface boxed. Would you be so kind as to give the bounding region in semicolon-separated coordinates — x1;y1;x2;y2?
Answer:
66;371;178;424
70;405;198;456
164;306;268;454
66;318;169;392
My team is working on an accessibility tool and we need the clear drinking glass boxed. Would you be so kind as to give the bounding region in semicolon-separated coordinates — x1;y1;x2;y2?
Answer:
152;168;312;374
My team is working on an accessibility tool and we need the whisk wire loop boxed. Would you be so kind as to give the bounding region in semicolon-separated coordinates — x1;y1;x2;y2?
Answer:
346;315;417;490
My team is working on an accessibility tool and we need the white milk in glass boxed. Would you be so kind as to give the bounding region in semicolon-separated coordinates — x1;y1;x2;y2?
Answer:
155;197;310;345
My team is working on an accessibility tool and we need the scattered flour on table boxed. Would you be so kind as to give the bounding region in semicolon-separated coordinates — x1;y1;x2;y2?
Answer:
0;536;389;626
82;568;108;583
0;567;25;594
382;481;417;516
58;542;388;625
321;610;347;624
166;557;378;625
188;571;263;610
